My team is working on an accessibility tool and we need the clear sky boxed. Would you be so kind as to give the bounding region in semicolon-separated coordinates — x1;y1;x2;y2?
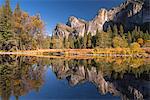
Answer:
0;0;124;35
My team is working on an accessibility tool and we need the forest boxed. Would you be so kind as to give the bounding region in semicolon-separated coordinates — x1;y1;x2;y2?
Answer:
0;0;50;51
0;0;150;52
50;25;150;49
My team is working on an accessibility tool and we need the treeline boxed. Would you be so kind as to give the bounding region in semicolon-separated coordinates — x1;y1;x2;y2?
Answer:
0;0;150;51
0;0;50;51
50;25;150;49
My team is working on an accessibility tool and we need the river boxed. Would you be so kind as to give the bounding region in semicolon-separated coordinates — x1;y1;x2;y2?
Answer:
0;55;149;100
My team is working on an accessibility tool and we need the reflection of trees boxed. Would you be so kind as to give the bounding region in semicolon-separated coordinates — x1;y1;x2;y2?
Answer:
0;56;149;99
50;57;150;100
0;55;48;100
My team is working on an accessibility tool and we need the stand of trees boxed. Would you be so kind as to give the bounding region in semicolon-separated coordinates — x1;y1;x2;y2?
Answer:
50;24;150;49
0;0;150;51
0;0;50;51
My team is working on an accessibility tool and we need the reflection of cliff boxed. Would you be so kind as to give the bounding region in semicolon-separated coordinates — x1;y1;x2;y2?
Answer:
50;58;150;100
0;56;47;100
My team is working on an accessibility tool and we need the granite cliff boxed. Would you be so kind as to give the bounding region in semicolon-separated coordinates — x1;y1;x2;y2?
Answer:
53;0;149;38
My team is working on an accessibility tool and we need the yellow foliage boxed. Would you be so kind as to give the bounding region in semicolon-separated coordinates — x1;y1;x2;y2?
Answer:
137;38;144;46
22;12;28;18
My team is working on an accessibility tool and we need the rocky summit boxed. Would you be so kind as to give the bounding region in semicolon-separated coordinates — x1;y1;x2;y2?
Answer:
53;0;150;38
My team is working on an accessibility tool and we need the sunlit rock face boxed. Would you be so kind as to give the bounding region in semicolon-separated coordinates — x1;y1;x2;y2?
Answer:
87;9;108;35
67;16;87;37
53;0;150;37
53;23;74;38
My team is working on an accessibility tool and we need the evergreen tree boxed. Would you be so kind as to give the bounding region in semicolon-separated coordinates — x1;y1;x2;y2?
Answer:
96;31;111;48
91;35;96;48
107;26;113;47
87;32;92;48
14;3;22;49
96;30;100;47
68;35;74;49
74;36;80;49
63;36;68;49
113;25;118;37
83;32;87;49
51;35;57;49
79;36;84;49
49;37;53;49
0;0;17;51
127;31;132;45
4;0;12;16
119;25;124;37
14;3;21;16
112;36;128;48
91;30;98;48
132;26;139;42
107;26;113;38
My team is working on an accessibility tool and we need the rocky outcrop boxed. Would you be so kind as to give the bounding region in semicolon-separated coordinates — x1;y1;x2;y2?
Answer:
53;0;149;37
52;23;74;38
87;9;108;35
67;16;87;37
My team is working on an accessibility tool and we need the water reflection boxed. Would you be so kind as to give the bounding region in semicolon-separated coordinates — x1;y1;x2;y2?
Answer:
0;55;149;100
0;55;48;100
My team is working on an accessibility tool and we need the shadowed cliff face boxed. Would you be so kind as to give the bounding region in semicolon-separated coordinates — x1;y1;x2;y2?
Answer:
53;0;149;37
104;0;150;32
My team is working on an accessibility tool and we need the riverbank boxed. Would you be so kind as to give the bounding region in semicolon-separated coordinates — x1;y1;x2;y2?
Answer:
0;48;150;58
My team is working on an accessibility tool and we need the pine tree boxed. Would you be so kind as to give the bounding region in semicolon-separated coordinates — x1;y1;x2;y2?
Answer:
13;3;22;49
107;26;113;47
79;36;84;49
107;26;113;38
96;31;111;48
113;25;118;37
63;36;68;49
87;32;92;48
68;35;74;49
74;36;80;49
112;36;128;48
83;32;87;49
132;26;139;42
51;35;57;49
127;31;132;45
91;35;96;48
14;3;21;16
119;25;124;37
0;0;17;51
91;30;98;48
96;30;100;48
4;0;12;16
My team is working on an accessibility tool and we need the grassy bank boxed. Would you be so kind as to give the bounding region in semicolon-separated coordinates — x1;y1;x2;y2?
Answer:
0;48;149;58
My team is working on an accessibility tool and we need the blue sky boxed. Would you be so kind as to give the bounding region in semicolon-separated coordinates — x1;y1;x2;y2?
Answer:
0;0;124;35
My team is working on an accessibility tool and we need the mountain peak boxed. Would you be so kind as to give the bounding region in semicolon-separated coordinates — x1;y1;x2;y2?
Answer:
53;0;149;37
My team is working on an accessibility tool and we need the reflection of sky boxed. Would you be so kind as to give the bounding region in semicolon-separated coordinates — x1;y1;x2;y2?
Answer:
0;0;124;35
10;67;120;100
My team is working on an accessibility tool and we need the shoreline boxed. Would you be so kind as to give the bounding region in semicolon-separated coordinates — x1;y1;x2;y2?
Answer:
0;48;149;58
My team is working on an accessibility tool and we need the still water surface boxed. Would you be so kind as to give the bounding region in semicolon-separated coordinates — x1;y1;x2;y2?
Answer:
0;55;149;100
